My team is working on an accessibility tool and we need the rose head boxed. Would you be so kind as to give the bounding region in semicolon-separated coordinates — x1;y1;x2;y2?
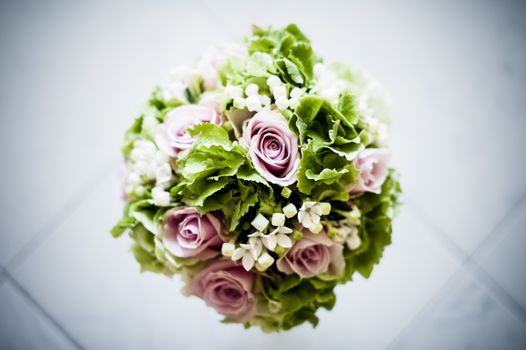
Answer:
351;148;390;195
186;259;256;322
277;231;345;278
162;207;223;260
155;105;221;157
242;110;300;186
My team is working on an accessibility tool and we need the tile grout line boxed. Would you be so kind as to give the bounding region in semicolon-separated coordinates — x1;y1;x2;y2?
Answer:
4;156;117;276
387;194;526;348
386;268;464;349
407;192;526;324
3;270;86;350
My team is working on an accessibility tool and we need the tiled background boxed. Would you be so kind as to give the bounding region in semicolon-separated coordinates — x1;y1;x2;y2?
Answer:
1;0;525;349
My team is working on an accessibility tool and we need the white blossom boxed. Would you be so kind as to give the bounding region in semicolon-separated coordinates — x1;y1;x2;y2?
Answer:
309;222;323;234
265;226;293;250
282;203;298;218
155;163;172;186
152;187;170;207
312;63;347;104
346;232;362;250
251;213;269;232
221;242;236;257
225;85;243;99
255;252;275;272
271;213;286;227
245;83;259;96
298;202;322;228
232;237;263;271
319;202;331;215
266;75;282;89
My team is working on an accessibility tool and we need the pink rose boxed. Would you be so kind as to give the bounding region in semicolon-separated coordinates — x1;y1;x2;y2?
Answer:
186;259;256;322
162;207;223;260
155;105;221;157
277;231;345;278
242;111;300;186
350;148;390;195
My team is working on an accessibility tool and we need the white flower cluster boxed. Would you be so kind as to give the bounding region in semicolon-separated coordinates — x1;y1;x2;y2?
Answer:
228;83;270;112
126;140;173;206
297;201;331;233
330;205;362;250
160;65;198;102
365;115;389;147
266;76;305;110
312;63;347;104
226;75;305;113
222;201;331;271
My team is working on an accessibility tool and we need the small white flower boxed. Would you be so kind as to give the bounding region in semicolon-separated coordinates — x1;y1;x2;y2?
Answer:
290;87;304;99
245;95;261;112
330;221;359;246
282;203;298;218
275;97;290;110
233;97;246;109
255;252;275;272
259;94;271;108
130;148;145;162
251;213;269;232
154;152;169;166
221;242;236;257
349;205;361;225
232;237;263;271
245;83;259;96
152;187;170;207
225;85;243;99
127;172;141;185
272;85;287;99
271;213;286;227
232;245;254;270
266;75;282;89
134;160;147;174
309;222;323;234
319;202;331;215
145;163;157;180
266;226;293;250
248;236;263;259
298;202;322;228
155;163;172;185
346;231;361;250
288;98;300;109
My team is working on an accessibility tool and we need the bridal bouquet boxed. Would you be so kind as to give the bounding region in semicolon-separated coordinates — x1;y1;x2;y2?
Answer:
111;24;401;331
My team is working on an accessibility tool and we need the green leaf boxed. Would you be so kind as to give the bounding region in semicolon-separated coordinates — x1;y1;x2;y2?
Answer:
131;244;165;273
121;116;143;157
129;200;160;235
337;90;359;124
110;216;137;238
276;58;304;85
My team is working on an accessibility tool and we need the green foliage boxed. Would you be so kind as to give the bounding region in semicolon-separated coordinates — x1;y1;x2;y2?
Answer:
292;94;365;200
342;171;402;280
248;24;319;87
173;123;273;231
253;273;338;331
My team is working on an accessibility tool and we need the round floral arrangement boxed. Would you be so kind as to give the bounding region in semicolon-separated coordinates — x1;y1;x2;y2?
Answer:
111;24;401;331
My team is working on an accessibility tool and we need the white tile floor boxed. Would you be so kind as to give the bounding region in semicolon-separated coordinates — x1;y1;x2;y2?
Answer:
1;0;525;349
